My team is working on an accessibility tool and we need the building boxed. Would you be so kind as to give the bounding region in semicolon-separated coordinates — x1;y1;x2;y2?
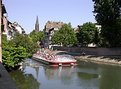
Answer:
35;16;39;32
44;21;64;48
1;3;25;40
95;24;101;33
1;3;7;34
0;0;7;62
5;21;25;40
44;21;64;33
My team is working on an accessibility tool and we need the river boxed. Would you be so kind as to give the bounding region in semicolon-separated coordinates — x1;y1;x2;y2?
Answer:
10;58;121;89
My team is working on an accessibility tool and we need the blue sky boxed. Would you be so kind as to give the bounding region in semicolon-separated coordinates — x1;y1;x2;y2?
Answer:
3;0;96;34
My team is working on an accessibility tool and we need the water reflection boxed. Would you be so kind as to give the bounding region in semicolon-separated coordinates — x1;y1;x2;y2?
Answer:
10;59;121;89
44;66;74;79
10;70;40;89
44;66;76;85
99;66;121;89
77;72;99;79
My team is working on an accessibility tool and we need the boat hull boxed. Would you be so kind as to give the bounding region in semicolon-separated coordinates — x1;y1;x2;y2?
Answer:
32;56;77;67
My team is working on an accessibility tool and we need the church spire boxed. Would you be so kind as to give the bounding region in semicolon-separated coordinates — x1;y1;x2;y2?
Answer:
35;16;39;32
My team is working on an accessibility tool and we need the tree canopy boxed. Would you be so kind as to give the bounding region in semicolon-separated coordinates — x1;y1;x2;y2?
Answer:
9;33;39;54
76;22;98;46
2;34;28;70
29;30;44;43
2;32;41;70
93;0;121;47
52;23;77;47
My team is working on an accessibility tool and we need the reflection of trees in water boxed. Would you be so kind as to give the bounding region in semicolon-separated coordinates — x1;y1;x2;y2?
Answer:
77;61;100;80
77;63;100;89
77;72;99;80
44;67;75;84
10;70;40;89
100;66;121;89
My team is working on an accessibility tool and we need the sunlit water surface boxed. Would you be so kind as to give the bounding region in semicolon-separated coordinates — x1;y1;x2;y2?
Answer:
10;58;121;89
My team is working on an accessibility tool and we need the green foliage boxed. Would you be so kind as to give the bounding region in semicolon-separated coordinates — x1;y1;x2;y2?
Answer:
93;29;100;46
10;70;40;89
2;35;8;48
93;0;121;47
2;32;40;70
76;22;98;46
9;33;39;55
93;0;120;25
52;24;78;47
2;34;28;70
2;46;28;70
29;30;44;43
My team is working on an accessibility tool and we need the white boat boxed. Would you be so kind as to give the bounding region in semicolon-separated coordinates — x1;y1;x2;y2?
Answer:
32;51;77;67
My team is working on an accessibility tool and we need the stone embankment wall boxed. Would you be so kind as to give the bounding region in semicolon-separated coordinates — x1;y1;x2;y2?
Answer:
53;47;121;56
0;63;18;89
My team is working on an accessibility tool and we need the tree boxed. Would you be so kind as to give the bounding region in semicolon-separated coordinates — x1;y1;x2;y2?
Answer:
2;32;41;70
2;35;28;70
76;22;98;46
52;24;78;47
93;28;100;46
93;0;121;47
9;33;39;55
29;30;44;43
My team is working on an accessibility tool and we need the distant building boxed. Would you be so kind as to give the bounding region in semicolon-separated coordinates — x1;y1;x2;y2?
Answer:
95;24;101;33
1;3;25;40
7;21;25;40
74;25;81;33
1;4;7;34
44;21;64;33
44;21;64;48
35;16;39;32
13;22;25;34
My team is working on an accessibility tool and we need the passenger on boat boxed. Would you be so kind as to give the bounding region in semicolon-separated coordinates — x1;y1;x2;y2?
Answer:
82;52;85;56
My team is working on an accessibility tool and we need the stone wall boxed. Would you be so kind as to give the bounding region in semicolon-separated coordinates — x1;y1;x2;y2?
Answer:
53;46;121;56
0;63;18;89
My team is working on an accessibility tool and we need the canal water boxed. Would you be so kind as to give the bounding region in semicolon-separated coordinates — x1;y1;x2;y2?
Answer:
10;58;121;89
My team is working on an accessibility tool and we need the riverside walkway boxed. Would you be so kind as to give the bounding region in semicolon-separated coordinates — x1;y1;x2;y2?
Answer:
0;63;17;89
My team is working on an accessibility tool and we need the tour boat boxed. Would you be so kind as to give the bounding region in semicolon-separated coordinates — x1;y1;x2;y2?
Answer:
32;51;77;67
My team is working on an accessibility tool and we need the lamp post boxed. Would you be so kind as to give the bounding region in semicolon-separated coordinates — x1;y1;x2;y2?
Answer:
0;0;2;62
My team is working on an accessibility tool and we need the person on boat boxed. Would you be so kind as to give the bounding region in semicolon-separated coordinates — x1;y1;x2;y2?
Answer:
82;52;86;56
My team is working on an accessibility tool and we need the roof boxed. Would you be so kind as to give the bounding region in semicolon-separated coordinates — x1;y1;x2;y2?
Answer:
45;21;64;32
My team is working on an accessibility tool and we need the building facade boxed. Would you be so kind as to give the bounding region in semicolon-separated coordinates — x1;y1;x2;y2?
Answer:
44;21;64;48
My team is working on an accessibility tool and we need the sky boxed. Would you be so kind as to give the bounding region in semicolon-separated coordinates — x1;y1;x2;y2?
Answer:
3;0;96;34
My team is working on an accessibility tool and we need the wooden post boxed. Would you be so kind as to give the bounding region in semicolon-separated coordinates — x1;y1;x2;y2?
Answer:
0;0;2;63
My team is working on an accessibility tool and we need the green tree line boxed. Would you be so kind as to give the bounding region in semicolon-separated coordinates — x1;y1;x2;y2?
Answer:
2;30;44;71
52;22;99;47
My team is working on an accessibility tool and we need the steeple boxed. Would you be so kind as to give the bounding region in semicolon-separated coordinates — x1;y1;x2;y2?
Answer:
35;16;39;32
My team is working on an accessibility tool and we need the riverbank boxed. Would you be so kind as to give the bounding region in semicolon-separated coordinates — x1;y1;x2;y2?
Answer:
75;55;121;66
